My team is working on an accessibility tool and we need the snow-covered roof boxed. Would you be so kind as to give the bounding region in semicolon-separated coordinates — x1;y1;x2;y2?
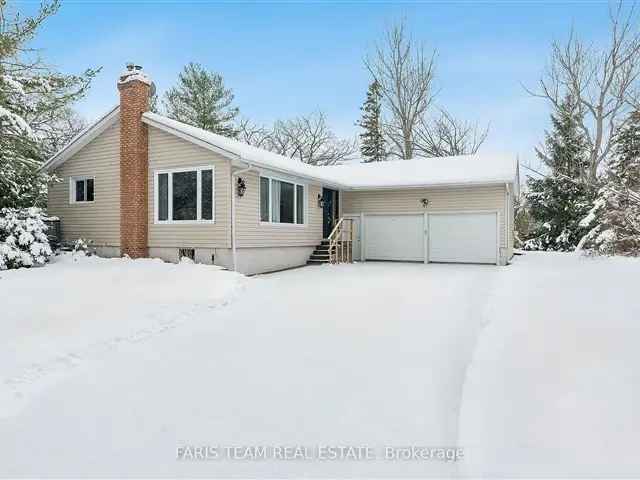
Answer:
321;155;518;190
142;112;519;191
44;107;518;192
142;112;349;188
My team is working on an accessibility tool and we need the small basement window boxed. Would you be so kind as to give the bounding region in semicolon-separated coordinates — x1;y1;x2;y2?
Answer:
178;248;195;261
70;176;95;203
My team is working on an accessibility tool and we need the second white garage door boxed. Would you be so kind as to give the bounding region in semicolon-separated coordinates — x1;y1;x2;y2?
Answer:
428;212;498;264
364;214;424;261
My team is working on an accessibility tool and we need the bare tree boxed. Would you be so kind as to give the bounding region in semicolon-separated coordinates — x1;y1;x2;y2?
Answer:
236;118;272;149
526;1;640;180
414;109;489;157
365;20;437;160
40;108;88;157
239;112;357;166
271;112;357;165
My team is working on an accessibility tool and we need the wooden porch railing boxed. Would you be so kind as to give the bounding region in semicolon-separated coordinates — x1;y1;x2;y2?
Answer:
327;217;354;264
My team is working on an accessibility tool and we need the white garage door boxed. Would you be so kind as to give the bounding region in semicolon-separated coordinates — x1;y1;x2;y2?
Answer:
365;214;424;261
428;212;497;264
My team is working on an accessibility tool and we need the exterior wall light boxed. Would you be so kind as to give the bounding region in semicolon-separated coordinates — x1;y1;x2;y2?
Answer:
420;198;429;208
237;177;247;197
317;194;325;208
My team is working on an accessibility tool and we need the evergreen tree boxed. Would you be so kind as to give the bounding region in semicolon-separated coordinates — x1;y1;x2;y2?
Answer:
579;110;640;255
0;0;98;209
535;94;589;179
148;92;160;114
356;80;385;162
524;176;596;251
524;94;595;251
163;62;239;137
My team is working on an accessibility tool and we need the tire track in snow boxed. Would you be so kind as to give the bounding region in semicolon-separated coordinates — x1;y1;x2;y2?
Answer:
451;265;503;476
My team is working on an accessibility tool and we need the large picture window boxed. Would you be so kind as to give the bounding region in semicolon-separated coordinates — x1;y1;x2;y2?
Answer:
155;166;214;223
259;176;305;225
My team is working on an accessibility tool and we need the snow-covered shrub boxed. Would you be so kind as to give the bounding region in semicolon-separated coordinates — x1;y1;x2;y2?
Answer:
73;238;95;256
0;207;53;270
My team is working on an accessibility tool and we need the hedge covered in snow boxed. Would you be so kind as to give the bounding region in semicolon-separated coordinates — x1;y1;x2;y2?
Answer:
0;207;53;270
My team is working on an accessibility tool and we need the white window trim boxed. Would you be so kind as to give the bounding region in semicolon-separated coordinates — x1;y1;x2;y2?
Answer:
259;174;307;226
69;176;95;204
153;165;215;225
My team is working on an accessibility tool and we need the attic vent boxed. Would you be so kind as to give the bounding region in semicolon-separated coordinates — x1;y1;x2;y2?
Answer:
178;248;195;262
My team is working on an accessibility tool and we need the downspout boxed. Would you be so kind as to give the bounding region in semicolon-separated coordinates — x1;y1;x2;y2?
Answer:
231;162;253;272
505;182;511;264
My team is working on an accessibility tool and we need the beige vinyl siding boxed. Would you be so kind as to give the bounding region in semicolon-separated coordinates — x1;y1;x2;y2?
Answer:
47;121;120;246
342;185;509;249
235;170;323;248
147;127;231;248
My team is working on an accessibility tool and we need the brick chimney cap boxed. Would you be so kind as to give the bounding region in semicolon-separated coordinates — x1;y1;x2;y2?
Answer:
118;63;153;87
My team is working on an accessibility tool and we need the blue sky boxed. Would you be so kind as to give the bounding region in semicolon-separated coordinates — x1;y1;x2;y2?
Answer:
30;0;611;166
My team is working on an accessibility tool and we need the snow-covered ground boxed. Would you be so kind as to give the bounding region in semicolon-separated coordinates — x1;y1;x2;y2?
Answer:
0;253;245;418
459;252;640;477
0;252;638;477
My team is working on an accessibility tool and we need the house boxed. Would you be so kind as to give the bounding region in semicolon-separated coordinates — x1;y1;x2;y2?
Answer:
43;65;519;275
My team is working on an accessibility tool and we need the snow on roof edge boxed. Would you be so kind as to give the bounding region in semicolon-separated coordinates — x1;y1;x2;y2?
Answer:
142;112;351;189
42;105;120;172
44;106;518;191
142;112;519;190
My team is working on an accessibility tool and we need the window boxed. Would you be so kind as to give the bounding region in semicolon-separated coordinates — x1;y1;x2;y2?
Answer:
178;248;195;261
259;176;305;224
155;166;214;223
70;177;94;203
260;177;270;222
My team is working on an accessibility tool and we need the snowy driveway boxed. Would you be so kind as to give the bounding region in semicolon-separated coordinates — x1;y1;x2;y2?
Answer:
1;253;638;477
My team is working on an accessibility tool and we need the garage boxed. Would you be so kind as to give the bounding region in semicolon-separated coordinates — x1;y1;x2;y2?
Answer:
359;211;499;265
364;214;424;261
427;212;498;264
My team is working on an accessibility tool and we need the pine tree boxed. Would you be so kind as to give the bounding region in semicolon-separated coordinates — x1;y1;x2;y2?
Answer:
524;176;596;251
148;92;160;114
524;94;595;251
163;62;239;137
535;94;589;179
0;0;98;209
579;111;640;255
357;80;385;162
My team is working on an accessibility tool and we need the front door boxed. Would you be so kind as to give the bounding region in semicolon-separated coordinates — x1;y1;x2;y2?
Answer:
322;188;339;238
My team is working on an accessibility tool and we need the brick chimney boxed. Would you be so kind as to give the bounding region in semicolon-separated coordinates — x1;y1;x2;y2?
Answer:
118;63;153;258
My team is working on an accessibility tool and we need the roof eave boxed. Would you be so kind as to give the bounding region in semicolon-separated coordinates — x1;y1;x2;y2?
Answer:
41;105;120;172
344;179;517;191
229;158;347;190
142;113;242;162
143;113;519;192
142;113;349;189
